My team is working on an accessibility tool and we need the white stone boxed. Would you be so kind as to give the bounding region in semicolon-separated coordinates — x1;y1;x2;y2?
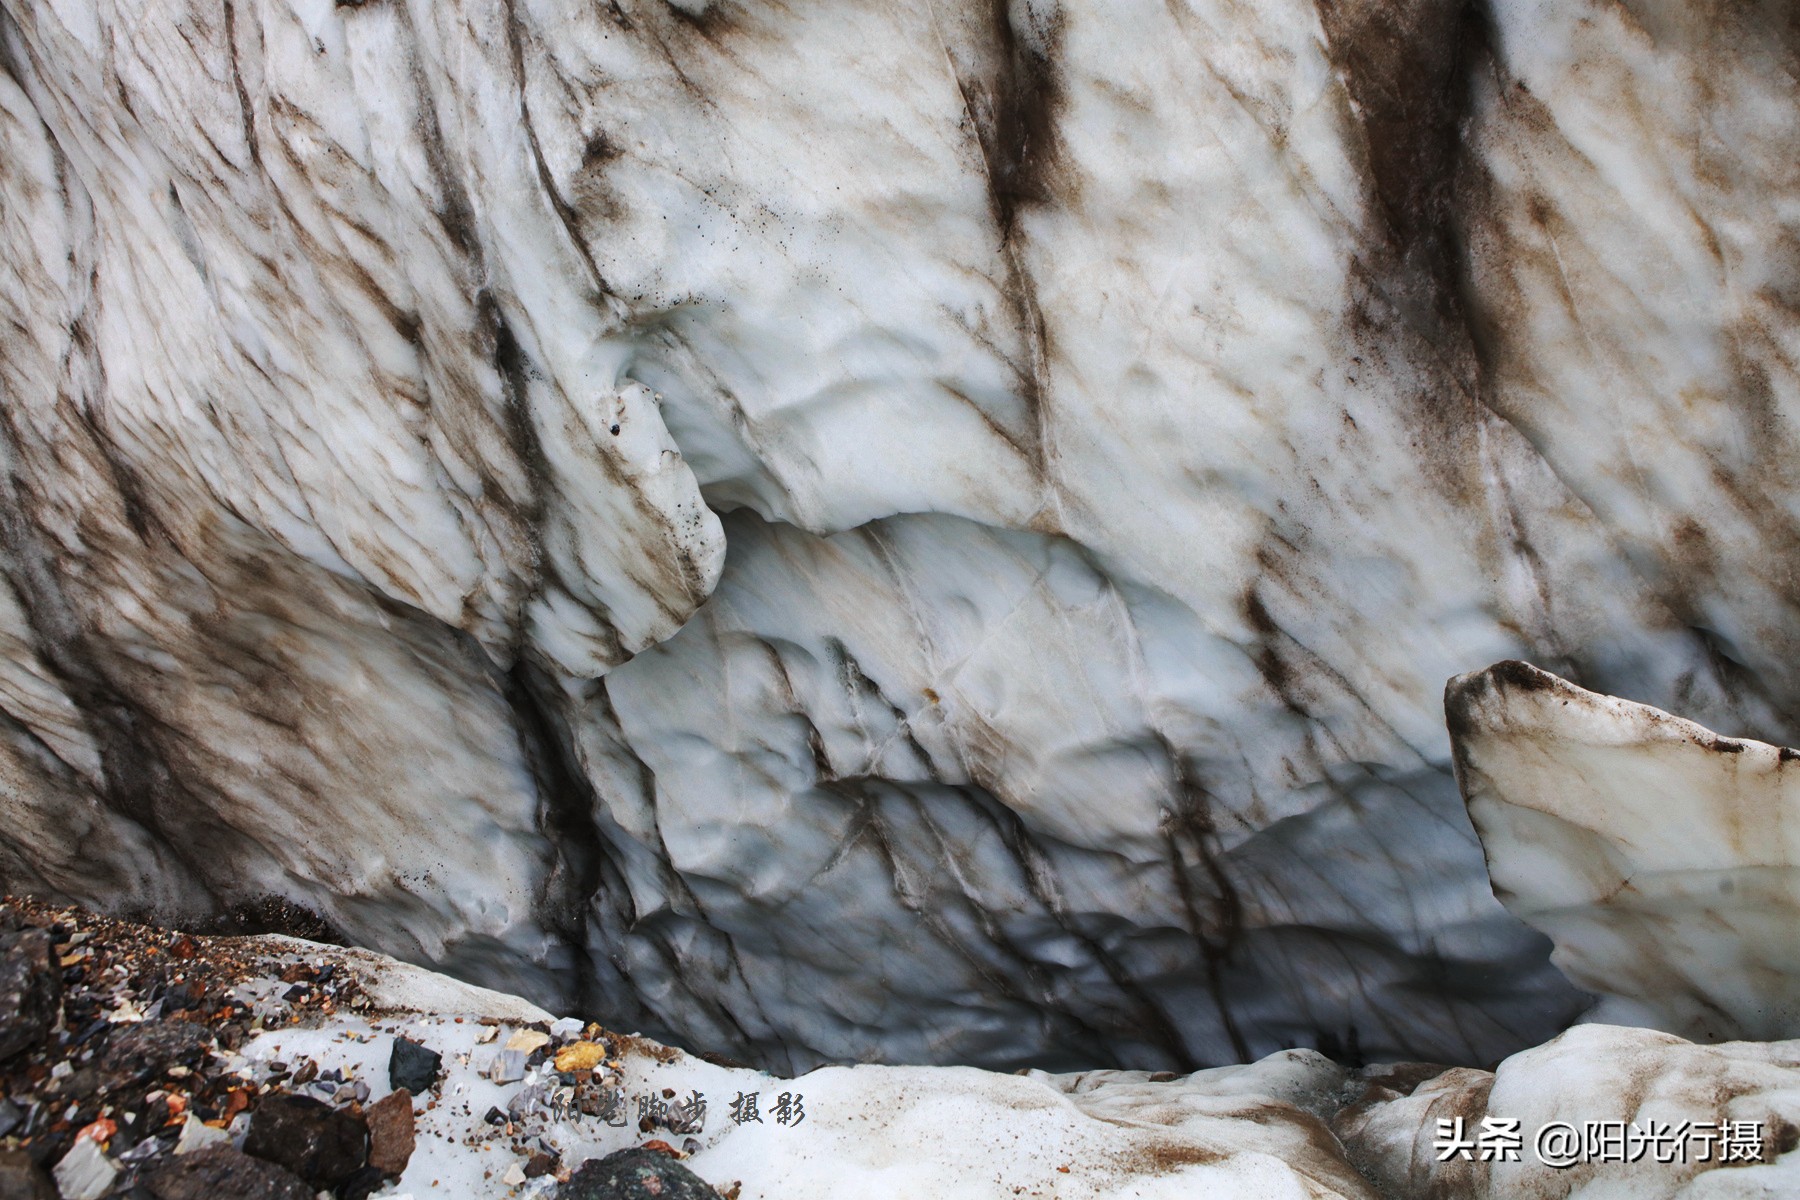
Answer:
52;1138;117;1200
173;1114;229;1156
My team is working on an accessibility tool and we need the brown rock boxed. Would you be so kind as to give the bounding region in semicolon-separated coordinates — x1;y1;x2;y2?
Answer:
365;1089;415;1177
0;1150;57;1200
143;1146;313;1200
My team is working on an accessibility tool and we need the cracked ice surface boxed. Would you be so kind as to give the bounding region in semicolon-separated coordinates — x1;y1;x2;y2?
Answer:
3;0;1799;1072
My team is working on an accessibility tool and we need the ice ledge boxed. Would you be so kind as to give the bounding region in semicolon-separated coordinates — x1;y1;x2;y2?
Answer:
1447;659;1800;1042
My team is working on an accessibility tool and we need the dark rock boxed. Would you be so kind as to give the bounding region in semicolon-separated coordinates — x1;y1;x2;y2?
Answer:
0;1099;21;1139
243;1095;368;1189
141;1145;313;1200
0;929;60;1063
364;1089;414;1176
0;1150;57;1200
387;1037;440;1094
337;1165;388;1200
558;1149;717;1200
129;1097;172;1144
525;1150;559;1178
82;1022;212;1096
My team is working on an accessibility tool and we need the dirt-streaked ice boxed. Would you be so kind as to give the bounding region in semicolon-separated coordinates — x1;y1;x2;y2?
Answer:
3;0;1798;1074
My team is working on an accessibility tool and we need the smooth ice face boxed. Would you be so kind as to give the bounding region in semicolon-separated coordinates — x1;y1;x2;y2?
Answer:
2;0;1797;1072
1448;661;1800;1044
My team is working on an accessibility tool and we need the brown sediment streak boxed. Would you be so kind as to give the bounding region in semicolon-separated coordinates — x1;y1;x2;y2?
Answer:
932;0;1070;495
1314;0;1485;336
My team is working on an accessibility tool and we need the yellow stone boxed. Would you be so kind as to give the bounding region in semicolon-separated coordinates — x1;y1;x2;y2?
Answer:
553;1041;605;1072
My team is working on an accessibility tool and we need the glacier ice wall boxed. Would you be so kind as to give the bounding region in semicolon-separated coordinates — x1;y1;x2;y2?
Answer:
1;0;1796;1072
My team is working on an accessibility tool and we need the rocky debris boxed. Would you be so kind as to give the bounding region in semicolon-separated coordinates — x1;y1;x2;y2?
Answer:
364;1089;414;1176
388;1037;440;1094
0;1150;56;1200
67;1022;212;1099
242;1094;368;1191
0;897;731;1195
140;1145;314;1200
557;1148;718;1200
0;898;378;1197
0;920;59;1064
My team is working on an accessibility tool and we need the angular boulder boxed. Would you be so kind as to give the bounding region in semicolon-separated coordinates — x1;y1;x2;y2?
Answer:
364;1089;415;1177
388;1037;440;1094
243;1095;369;1190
